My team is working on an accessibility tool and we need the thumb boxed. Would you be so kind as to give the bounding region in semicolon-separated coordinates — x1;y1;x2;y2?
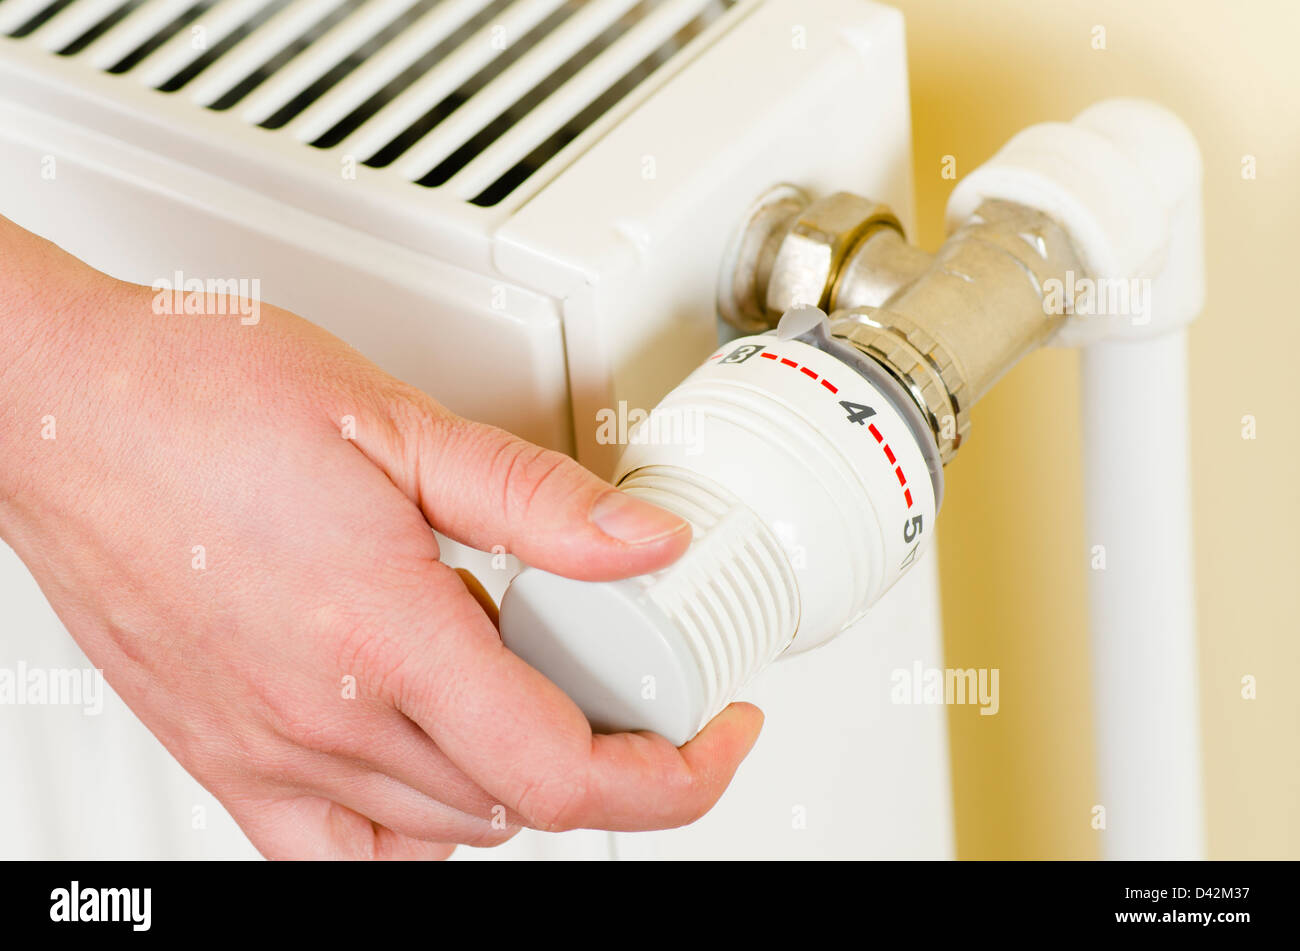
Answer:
356;400;690;581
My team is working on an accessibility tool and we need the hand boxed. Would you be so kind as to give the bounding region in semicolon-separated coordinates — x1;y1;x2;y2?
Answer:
0;221;763;859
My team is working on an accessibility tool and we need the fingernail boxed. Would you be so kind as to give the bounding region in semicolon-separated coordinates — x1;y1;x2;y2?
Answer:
590;490;689;544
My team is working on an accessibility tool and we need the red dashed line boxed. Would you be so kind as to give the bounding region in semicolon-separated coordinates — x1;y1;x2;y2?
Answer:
736;348;916;510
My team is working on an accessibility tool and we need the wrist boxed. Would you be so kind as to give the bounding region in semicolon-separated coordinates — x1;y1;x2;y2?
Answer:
0;218;123;516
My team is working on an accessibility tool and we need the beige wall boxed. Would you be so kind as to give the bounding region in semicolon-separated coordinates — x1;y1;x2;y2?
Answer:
892;0;1299;858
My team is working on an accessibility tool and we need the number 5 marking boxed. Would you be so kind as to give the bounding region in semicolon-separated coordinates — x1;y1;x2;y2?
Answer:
903;515;923;543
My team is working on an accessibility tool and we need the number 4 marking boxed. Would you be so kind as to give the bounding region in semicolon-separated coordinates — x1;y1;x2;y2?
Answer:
840;401;876;425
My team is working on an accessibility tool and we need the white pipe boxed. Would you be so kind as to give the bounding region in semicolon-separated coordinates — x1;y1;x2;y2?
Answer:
948;99;1206;858
1082;331;1205;859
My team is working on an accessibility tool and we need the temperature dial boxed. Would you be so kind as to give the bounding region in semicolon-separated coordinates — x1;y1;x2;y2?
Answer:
500;306;943;745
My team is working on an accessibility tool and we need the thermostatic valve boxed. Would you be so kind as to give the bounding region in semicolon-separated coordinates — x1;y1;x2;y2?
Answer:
500;306;941;746
501;100;1190;753
501;188;1088;745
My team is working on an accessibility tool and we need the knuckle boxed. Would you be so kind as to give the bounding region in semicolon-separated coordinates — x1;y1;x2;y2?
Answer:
330;611;415;708
382;380;448;436
493;438;574;522
272;703;346;755
514;773;590;833
405;397;457;457
380;384;456;485
245;665;361;759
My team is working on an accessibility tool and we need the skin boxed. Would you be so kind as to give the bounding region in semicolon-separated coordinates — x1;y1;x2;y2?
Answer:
0;216;763;859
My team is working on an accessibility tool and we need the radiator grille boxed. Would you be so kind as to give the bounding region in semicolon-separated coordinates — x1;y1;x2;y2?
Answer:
0;0;739;207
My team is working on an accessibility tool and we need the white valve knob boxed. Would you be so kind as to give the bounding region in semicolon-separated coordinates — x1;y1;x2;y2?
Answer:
499;306;942;745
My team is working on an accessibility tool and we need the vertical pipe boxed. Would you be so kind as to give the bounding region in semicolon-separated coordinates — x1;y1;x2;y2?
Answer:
1081;330;1205;859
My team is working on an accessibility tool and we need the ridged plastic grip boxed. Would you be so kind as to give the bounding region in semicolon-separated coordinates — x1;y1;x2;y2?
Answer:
619;466;799;727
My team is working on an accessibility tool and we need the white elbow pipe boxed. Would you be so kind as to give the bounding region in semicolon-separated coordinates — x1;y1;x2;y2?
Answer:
948;99;1206;858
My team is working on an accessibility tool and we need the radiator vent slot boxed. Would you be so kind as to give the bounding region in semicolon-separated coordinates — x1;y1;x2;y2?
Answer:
1;0;739;208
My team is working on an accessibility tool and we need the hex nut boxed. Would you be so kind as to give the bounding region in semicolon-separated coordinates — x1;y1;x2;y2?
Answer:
718;184;809;334
764;193;902;319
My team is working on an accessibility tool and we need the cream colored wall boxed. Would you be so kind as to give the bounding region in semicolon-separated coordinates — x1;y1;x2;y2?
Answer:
892;0;1299;858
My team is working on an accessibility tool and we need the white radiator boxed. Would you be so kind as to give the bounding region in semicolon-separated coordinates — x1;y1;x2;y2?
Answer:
0;0;954;859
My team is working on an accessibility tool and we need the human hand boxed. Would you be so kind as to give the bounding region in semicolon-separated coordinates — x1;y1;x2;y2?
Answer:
0;222;763;859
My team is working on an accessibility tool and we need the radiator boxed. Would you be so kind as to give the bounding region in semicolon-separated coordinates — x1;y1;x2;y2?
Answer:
0;0;954;859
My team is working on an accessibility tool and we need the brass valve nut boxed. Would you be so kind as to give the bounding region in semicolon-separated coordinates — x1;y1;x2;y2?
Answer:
764;193;902;320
